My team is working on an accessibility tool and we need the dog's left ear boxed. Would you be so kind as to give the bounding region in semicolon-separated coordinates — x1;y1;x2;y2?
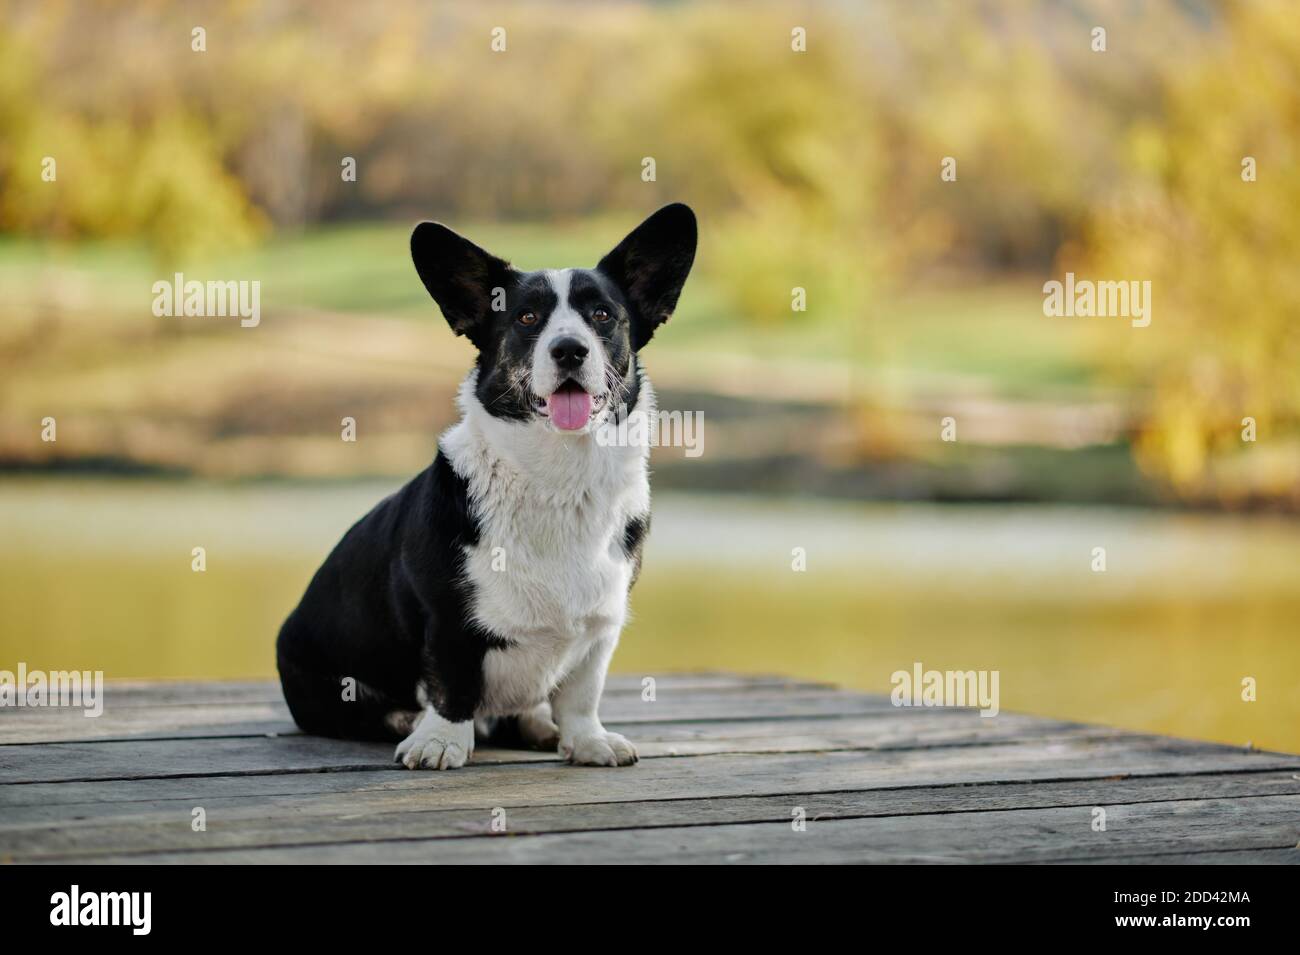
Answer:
597;203;697;349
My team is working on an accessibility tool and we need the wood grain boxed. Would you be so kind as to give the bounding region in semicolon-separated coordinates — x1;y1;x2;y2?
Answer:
1;674;1295;864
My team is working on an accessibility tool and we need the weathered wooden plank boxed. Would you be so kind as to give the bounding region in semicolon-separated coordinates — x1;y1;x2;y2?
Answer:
0;703;292;744
0;694;1037;746
57;794;1300;864
0;712;1116;783
0;684;888;744
3;737;1294;813
8;673;1287;864
5;769;1299;862
71;674;822;709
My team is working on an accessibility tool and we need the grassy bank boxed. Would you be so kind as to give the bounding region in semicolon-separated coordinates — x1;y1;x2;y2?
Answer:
0;222;1156;503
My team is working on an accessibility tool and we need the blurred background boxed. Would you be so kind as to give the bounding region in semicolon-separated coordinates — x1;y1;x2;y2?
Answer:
1;0;1297;751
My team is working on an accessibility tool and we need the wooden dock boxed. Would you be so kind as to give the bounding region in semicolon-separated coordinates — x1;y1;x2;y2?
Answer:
1;673;1297;864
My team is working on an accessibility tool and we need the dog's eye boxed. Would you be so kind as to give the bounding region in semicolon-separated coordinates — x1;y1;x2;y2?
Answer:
517;311;538;326
592;307;610;323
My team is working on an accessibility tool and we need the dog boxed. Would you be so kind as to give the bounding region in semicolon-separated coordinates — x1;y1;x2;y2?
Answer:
276;203;697;769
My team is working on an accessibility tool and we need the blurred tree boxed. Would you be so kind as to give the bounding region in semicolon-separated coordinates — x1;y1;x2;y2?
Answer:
1084;1;1300;504
0;16;263;262
1;0;1294;502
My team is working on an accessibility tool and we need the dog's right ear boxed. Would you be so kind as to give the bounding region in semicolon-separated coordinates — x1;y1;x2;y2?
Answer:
411;222;515;348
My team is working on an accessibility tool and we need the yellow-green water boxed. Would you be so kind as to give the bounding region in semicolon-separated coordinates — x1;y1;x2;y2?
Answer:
2;479;1297;753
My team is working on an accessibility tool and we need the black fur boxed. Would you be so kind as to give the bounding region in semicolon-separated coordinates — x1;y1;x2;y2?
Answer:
277;205;696;743
277;454;488;740
622;513;650;585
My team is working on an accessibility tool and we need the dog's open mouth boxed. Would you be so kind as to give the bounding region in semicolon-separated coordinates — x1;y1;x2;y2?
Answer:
533;379;605;431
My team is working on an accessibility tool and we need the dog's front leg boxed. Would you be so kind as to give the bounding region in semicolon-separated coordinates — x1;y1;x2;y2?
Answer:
394;624;481;770
394;702;475;770
551;634;638;767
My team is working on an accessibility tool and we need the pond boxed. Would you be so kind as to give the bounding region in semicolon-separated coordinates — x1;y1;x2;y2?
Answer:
2;478;1296;753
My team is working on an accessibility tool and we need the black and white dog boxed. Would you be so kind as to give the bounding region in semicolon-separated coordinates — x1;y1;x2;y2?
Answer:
277;204;696;769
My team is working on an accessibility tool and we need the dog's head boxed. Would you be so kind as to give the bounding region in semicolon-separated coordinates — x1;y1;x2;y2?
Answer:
411;203;696;433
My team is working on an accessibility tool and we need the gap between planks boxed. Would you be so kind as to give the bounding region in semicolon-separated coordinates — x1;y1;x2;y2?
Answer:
31;794;1300;864
5;768;1300;862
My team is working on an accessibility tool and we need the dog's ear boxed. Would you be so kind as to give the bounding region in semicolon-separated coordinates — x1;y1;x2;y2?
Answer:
596;203;697;349
411;222;515;348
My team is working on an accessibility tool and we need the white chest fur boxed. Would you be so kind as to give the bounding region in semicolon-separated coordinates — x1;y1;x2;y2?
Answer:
440;377;652;717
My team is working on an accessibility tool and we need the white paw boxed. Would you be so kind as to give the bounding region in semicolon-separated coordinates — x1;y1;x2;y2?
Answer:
518;703;561;751
394;710;474;770
560;729;638;767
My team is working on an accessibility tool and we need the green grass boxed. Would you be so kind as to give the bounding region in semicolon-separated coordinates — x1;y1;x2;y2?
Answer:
1;219;1144;508
0;221;1104;398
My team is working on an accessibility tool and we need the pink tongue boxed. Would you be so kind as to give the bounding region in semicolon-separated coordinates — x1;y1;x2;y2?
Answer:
547;388;592;431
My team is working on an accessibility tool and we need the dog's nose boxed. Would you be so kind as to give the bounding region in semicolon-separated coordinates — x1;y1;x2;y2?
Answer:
550;337;589;371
